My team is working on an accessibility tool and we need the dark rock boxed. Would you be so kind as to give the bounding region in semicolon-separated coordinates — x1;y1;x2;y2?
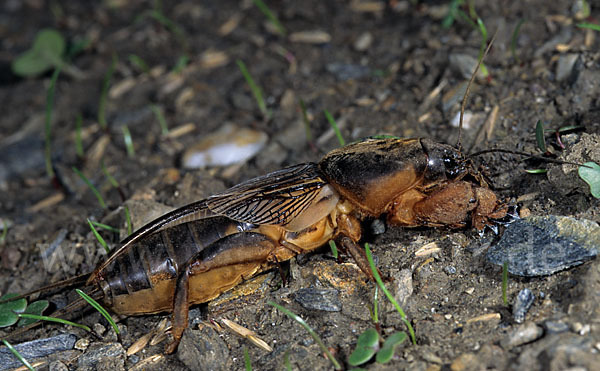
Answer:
295;287;341;312
177;326;231;371
486;216;599;277
513;288;535;323
0;334;77;371
76;342;125;371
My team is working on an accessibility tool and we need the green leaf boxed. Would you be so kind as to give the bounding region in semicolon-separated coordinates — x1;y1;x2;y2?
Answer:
12;29;65;77
0;294;27;327
348;328;379;366
578;162;600;198
376;331;407;364
17;300;49;327
535;120;546;153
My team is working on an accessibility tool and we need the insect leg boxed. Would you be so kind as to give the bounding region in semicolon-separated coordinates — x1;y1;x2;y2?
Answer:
337;236;375;281
165;232;277;353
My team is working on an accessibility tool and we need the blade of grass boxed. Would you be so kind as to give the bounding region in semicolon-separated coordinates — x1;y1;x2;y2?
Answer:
87;219;110;254
89;220;120;234
236;59;268;118
16;313;91;332
328;240;338;259
577;22;600;31
323;110;345;146
150;104;169;135
252;0;286;36
124;205;133;235
299;99;312;142
98;54;117;130
73;167;107;209
283;350;292;371
243;346;252;371
101;160;119;188
76;289;120;335
121;125;135;158
476;18;489;77
45;67;61;179
364;243;416;344
172;55;189;74
502;262;509;306
372;286;379;324
511;19;525;63
535;120;547;153
128;54;150;73
1;339;35;371
75;114;84;158
442;0;463;28
268;301;341;370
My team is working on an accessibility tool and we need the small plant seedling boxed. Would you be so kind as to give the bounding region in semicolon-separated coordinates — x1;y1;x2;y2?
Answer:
578;22;600;32
73;167;107;209
150;104;169;135
88;219;110;254
268;301;341;370
348;328;407;366
578;162;600;199
12;29;65;77
121;125;135;158
76;289;120;335
253;0;286;36
328;240;339;259
243;346;252;371
535;120;548;154
128;54;150;73
502;261;509;306
236;59;270;119
0;293;49;328
323;109;345;146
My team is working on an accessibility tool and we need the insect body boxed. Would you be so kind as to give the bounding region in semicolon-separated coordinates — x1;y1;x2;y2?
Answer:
5;137;508;353
84;137;508;353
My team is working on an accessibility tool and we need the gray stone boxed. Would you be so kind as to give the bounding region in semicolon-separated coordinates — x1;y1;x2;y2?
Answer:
295;287;342;312
486;215;599;277
392;268;414;306
500;322;544;349
0;334;77;371
513;288;535;323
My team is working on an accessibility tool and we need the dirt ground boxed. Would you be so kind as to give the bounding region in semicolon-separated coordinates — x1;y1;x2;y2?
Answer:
1;1;600;370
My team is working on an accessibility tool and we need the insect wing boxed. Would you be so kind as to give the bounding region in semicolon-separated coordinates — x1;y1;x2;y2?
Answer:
206;163;328;226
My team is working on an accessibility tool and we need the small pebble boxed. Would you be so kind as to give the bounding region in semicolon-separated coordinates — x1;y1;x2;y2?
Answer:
295;287;342;312
369;219;386;235
94;323;106;337
353;32;373;51
465;287;475;295
182;124;268;168
444;266;457;274
500;322;543;349
543;320;569;334
513;288;535;324
74;338;90;351
393;269;414;306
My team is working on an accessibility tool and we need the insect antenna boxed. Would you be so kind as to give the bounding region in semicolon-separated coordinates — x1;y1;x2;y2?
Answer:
469;148;591;168
0;272;91;305
457;30;498;152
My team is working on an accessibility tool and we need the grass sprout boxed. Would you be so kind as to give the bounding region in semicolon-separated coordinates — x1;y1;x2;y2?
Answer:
243;346;252;371
511;19;525;63
268;301;341;370
128;54;150;73
150;104;169;135
236;59;269;118
364;243;416;344
328;240;339;259
252;0;286;36
323;110;345;146
17;314;91;332
45;67;61;179
75;114;84;158
2;339;34;371
88;218;110;254
577;22;600;31
299;99;312;142
121;125;135;158
172;55;189;73
502;262;509;306
124;205;133;235
98;54;117;130
89;220;120;234
76;289;120;335
73;167;107;209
